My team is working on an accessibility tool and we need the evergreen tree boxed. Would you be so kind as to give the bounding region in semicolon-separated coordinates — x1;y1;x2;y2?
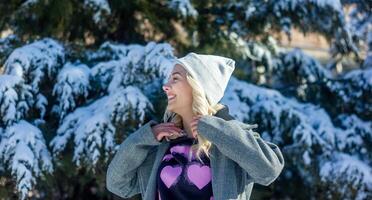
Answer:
0;0;371;199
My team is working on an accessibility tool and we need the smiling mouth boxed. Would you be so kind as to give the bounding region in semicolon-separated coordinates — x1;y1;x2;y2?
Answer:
168;96;176;102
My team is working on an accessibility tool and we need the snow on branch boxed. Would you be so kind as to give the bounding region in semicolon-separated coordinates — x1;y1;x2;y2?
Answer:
3;38;65;119
0;34;20;66
320;152;372;200
222;76;372;197
229;0;357;56
52;62;91;121
273;49;371;119
0;120;53;200
50;86;153;167
167;0;198;18
49;41;176;168
90;41;175;93
223;77;336;152
334;114;372;161
84;0;111;24
0;75;33;126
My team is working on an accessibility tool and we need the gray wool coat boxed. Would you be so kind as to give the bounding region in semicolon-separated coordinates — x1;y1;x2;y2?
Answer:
106;105;285;200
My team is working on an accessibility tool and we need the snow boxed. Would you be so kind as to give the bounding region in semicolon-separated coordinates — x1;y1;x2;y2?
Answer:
52;62;91;120
302;150;311;165
343;67;372;87
0;120;53;200
310;0;343;12
49;41;175;167
3;38;65;120
226;31;275;77
168;0;198;18
4;38;65;79
346;1;371;66
0;34;19;65
328;67;372;116
84;0;111;23
320;152;372;200
272;0;343;17
223;76;335;149
50;86;154;167
334;114;372;160
233;0;355;57
1;36;370;199
0;75;33;126
21;0;38;6
282;48;333;81
221;76;371;197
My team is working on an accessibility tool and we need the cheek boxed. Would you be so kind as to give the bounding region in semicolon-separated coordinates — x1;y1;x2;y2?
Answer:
180;84;193;101
175;83;193;101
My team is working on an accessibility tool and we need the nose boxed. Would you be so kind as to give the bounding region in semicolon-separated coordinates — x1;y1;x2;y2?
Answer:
162;83;170;93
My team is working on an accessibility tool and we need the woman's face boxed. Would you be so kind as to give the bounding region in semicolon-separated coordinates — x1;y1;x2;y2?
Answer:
162;64;193;114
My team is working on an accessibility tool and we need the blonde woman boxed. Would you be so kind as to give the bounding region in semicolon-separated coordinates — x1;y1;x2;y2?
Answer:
106;53;285;200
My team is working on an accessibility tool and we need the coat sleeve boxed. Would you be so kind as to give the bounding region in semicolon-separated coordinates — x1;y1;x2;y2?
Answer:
106;120;162;198
197;115;285;186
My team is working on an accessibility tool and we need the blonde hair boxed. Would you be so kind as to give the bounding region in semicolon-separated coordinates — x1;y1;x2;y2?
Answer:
162;70;226;163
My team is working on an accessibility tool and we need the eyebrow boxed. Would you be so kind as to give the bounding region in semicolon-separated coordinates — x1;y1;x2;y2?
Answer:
171;72;182;76
168;72;182;80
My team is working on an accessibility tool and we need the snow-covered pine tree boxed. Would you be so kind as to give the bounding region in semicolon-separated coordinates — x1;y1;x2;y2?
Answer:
272;49;371;120
0;0;371;199
0;38;176;199
0;38;64;199
0;35;20;68
221;76;371;199
50;41;175;168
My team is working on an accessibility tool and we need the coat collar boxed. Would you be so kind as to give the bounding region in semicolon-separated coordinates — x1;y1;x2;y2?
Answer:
213;104;234;120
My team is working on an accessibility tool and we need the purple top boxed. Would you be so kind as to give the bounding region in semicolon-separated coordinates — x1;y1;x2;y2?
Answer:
156;135;214;200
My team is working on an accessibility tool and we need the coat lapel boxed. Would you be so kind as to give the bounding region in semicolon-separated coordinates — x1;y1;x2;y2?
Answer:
210;104;234;200
143;141;170;200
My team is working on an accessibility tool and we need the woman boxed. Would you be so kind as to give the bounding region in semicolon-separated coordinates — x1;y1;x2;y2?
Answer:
106;53;285;200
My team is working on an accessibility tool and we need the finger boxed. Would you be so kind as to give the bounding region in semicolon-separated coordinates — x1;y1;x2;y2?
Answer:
165;127;182;133
159;126;182;133
165;130;181;137
171;130;184;136
191;126;197;133
190;119;198;126
192;116;201;121
190;121;198;128
161;125;182;131
190;123;197;130
160;122;177;126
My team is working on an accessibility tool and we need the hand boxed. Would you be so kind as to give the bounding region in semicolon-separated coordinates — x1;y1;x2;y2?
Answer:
151;122;184;142
190;115;203;139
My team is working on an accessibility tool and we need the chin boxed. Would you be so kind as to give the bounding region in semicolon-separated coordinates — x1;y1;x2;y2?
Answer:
166;103;175;112
167;103;181;114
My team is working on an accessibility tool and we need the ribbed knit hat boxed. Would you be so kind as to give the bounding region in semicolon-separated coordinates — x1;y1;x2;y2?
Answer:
172;52;235;106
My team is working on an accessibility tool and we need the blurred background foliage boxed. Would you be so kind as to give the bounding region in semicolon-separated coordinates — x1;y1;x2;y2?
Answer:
0;0;371;199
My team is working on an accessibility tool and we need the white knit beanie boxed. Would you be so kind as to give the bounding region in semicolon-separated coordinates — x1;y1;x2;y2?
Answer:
172;52;235;106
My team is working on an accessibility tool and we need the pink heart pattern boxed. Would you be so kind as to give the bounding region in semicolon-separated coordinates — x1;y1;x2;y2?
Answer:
186;164;212;189
160;165;182;188
157;138;213;199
